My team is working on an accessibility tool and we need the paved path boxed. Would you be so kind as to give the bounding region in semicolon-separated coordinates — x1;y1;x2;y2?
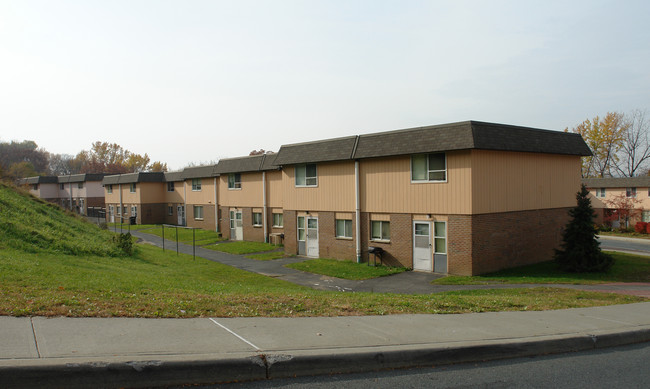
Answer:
132;231;650;297
598;234;650;257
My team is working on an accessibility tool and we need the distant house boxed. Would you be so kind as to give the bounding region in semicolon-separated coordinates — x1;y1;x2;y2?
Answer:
583;177;650;226
103;172;166;225
18;174;106;216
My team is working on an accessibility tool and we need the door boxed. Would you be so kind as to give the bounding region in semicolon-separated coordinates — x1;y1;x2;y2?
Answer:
306;217;319;258
297;216;306;255
109;205;115;223
413;221;433;271
433;221;448;273
177;205;185;226
230;210;243;240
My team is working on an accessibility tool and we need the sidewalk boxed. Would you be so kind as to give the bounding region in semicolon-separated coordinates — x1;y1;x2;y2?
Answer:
2;303;649;388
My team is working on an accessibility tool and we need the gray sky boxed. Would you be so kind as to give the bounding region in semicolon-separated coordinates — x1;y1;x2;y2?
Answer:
1;0;649;170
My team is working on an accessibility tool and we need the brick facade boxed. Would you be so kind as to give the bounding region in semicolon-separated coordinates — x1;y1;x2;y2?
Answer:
186;204;216;231
283;210;298;254
316;211;356;260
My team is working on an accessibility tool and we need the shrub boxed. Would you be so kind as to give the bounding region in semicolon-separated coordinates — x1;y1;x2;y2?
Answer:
646;223;650;234
114;233;134;256
634;222;648;234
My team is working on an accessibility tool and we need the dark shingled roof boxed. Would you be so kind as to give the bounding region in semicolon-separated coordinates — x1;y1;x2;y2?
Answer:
272;121;592;165
273;136;358;165
58;174;106;183
18;176;58;185
164;171;184;182
214;154;278;174
583;177;650;188
102;172;165;185
181;165;218;179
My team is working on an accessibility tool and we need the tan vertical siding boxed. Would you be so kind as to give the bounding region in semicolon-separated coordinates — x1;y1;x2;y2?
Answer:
218;172;264;207
266;170;283;208
360;151;473;215
282;161;355;212
185;178;216;205
471;150;582;214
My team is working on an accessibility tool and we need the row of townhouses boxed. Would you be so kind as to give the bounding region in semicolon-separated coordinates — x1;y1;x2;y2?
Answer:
18;174;106;217
21;121;592;275
583;177;650;225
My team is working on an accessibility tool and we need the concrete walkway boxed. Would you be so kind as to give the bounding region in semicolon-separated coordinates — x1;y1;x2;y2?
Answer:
2;303;649;388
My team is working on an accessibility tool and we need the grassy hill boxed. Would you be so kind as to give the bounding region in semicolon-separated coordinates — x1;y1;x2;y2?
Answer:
0;182;121;256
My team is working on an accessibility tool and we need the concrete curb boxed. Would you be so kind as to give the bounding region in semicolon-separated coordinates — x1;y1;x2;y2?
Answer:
2;326;649;389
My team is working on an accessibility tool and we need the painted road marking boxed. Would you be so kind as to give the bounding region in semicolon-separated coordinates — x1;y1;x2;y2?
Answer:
209;318;261;351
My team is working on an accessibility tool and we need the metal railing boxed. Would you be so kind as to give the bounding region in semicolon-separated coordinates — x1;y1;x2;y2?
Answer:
161;224;198;260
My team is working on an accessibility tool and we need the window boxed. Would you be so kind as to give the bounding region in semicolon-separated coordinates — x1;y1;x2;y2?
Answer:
78;182;83;189
253;212;262;226
131;206;137;217
297;217;306;241
60;183;65;190
371;221;390;241
336;219;352;238
411;153;446;182
596;188;606;198
107;184;113;194
192;179;202;191
108;205;114;216
32;184;38;190
194;205;204;220
168;206;173;216
434;221;446;254
295;164;317;187
228;173;241;189
626;187;636;197
229;211;235;229
272;213;283;227
167;182;175;192
129;183;136;193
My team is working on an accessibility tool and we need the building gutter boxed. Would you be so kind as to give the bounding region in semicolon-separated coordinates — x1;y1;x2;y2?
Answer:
118;183;123;224
355;160;361;263
214;177;219;233
263;170;268;243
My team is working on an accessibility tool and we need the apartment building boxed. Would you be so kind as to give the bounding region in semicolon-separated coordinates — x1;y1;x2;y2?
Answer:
19;174;106;216
103;172;166;224
182;165;219;231
273;121;590;275
583;177;650;225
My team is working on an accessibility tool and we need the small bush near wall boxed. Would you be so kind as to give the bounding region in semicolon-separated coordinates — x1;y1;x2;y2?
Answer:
634;222;647;234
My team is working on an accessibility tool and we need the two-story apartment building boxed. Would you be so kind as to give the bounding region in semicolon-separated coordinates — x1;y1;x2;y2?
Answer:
274;121;590;275
19;174;106;216
182;165;219;231
583;177;650;226
103;172;166;224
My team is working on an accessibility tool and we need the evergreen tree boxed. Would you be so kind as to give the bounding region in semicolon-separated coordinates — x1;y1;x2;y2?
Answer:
555;185;614;272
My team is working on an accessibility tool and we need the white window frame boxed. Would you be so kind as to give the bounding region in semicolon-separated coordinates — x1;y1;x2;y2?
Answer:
371;220;390;242
167;205;173;216
192;179;202;191
77;182;83;189
131;205;137;217
272;213;283;228
434;221;447;254
167;182;175;192
626;187;636;198
107;184;113;194
295;164;317;187
228;173;242;189
129;183;136;193
335;219;353;239
411;153;447;183
194;205;204;220
596;187;606;198
253;212;262;226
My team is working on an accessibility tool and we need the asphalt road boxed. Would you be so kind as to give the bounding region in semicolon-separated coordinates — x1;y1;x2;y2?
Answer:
208;342;650;389
598;235;650;256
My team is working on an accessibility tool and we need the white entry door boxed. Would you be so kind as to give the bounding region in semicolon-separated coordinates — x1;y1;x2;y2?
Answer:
177;205;185;226
230;210;243;240
306;217;319;258
413;221;433;271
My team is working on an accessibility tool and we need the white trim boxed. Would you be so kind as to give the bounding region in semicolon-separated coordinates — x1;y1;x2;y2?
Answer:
410;153;448;184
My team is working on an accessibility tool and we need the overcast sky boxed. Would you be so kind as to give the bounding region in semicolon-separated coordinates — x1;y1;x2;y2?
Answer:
1;0;649;170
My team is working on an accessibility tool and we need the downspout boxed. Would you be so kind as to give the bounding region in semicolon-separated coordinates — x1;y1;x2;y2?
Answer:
214;176;219;233
355;160;361;263
118;183;123;224
183;180;187;226
68;182;73;212
263;170;268;243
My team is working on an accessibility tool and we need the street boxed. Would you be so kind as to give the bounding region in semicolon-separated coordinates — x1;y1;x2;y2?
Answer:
598;235;650;256
209;342;650;389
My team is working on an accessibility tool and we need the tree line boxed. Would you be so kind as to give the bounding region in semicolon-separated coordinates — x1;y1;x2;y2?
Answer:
568;109;650;178
0;141;168;179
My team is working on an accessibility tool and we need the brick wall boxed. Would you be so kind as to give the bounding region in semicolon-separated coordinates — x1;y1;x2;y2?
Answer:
242;207;265;242
317;211;356;260
186;204;216;231
360;213;412;268
219;206;231;240
469;207;570;275
140;203;166;225
283;210;297;255
448;215;473;275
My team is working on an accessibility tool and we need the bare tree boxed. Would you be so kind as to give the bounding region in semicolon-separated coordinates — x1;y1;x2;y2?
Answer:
614;109;650;177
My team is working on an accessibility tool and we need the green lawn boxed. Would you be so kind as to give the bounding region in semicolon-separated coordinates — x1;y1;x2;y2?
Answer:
141;225;224;245
433;252;650;285
287;258;408;280
204;241;280;255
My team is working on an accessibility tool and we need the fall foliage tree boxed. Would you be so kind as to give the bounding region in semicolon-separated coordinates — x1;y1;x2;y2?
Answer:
603;192;643;228
0;140;50;178
74;142;167;173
